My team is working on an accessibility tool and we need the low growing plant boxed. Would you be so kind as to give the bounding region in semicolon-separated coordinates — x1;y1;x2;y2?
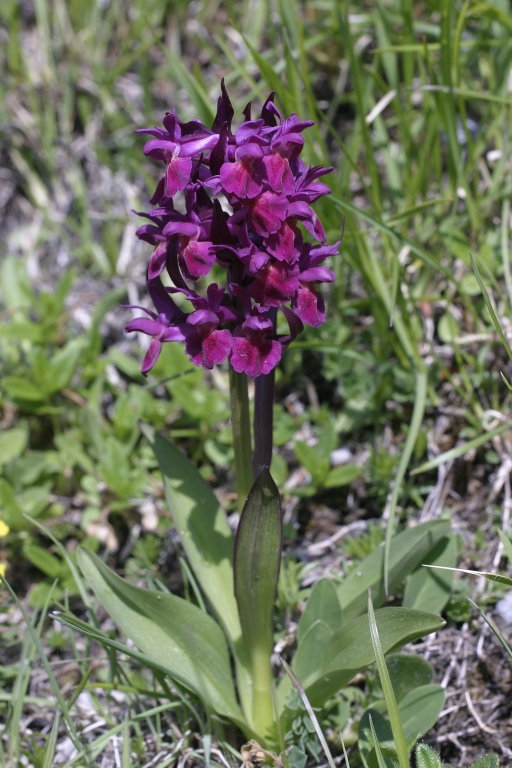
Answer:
54;83;450;758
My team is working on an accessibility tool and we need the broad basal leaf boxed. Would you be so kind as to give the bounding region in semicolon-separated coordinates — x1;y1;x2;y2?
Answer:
337;520;451;622
77;548;245;728
403;533;456;613
278;607;445;712
142;425;240;645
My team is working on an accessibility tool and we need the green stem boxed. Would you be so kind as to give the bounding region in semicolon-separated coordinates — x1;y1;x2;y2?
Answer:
229;367;254;513
251;644;275;738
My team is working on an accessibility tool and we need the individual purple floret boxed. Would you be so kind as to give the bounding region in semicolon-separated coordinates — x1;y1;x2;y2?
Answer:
126;80;339;377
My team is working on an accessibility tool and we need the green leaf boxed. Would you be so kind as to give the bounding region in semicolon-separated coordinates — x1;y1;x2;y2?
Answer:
0;479;24;530
2;377;46;402
77;548;246;728
415;743;443;768
398;685;445;743
323;464;361;488
294;440;327;482
140;426;253;723
234;469;282;651
469;756;499;768
100;436;141;499
337;521;451;622
45;338;87;393
278;607;445;711
293;620;332;683
0;427;27;466
385;655;433;703
23;544;64;579
286;746;308;768
437;312;460;343
297;578;342;644
0;321;44;342
403;534;456;613
141;425;240;644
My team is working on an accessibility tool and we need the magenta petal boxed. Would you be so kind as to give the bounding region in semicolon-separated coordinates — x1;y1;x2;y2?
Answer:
202;329;232;366
249;191;288;236
141;338;163;374
186;329;231;369
163;221;198;238
165;156;192;197
148;242;168;280
143;139;177;157
181;240;216;278
294;285;326;327
160;326;187;342
126;318;163;335
187;309;218;326
220;160;263;199
266;220;297;262
263;154;295;194
299;266;335;283
178;134;220;157
249;262;299;307
230;337;281;378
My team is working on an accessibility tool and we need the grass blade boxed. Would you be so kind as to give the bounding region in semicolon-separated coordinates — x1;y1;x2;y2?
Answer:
367;590;410;768
384;370;427;594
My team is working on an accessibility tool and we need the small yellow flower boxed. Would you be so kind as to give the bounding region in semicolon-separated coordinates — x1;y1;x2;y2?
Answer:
0;521;9;537
0;563;6;578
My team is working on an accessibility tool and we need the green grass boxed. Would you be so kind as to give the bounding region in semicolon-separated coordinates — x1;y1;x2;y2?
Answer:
1;0;512;763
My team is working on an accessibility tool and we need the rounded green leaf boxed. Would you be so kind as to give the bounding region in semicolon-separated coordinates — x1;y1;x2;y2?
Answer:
415;743;443;768
385;654;434;703
399;685;445;742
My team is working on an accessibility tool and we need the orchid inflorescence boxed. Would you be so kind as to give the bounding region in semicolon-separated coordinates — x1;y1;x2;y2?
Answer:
126;81;338;378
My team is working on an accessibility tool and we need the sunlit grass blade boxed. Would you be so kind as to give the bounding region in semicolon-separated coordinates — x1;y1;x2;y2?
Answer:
423;564;512;587
467;598;512;667
384;370;427;594
411;420;511;475
369;715;391;768
122;718;131;768
470;253;512;363
42;714;60;768
367;590;410;768
498;530;512;564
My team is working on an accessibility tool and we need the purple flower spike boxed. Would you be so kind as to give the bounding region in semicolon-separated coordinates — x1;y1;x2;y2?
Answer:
127;82;339;376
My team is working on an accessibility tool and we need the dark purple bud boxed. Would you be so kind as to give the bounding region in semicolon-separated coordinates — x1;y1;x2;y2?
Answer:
212;78;235;133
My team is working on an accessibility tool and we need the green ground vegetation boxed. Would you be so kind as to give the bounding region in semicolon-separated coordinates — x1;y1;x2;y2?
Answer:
1;0;512;765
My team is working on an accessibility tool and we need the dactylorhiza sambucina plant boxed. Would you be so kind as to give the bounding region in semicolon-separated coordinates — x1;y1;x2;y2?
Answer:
61;84;448;754
125;80;338;507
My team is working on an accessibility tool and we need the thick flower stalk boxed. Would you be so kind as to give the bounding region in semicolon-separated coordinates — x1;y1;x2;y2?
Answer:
126;81;339;380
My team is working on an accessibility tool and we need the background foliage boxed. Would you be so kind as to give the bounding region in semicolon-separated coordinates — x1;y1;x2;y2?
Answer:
1;0;512;765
